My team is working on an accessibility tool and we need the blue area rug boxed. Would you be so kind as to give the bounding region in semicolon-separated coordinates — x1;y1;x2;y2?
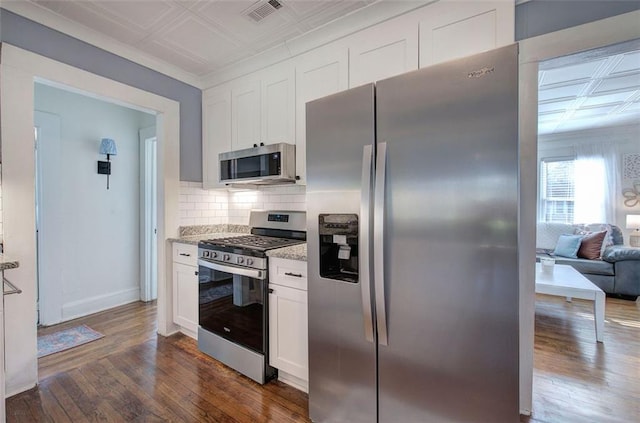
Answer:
37;324;104;358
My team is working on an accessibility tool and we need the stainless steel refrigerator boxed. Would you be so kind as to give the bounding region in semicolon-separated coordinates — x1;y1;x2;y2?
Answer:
306;45;519;423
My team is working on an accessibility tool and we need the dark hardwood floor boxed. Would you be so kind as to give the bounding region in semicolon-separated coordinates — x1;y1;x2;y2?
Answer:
7;296;639;422
9;301;308;422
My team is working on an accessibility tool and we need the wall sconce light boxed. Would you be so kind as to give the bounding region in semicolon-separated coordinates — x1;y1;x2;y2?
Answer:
627;215;640;247
98;138;117;189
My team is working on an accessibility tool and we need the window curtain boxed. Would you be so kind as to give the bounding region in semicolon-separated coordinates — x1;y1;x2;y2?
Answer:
573;143;618;224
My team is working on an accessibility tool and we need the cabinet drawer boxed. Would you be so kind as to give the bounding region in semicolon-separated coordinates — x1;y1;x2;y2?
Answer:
173;243;198;267
269;258;307;290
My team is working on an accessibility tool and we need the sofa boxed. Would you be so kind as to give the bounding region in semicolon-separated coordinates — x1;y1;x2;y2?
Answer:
536;222;640;300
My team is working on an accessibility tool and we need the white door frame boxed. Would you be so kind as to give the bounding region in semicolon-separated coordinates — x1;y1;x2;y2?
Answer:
517;10;640;415
140;126;158;302
1;43;181;397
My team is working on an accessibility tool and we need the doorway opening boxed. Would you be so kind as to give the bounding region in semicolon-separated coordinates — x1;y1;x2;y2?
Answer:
530;38;640;421
34;82;158;327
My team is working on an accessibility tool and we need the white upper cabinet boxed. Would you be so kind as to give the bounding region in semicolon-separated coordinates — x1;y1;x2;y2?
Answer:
419;1;514;68
201;1;515;188
349;22;418;88
261;63;296;145
295;47;349;183
202;87;231;189
231;80;261;151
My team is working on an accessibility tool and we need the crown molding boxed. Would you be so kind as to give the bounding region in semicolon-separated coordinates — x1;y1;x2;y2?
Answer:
1;1;203;88
200;0;434;88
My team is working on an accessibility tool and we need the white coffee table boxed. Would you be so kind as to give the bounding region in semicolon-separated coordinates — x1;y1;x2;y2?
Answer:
535;263;605;343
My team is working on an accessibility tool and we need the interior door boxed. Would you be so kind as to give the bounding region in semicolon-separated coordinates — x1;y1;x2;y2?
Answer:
140;127;158;302
34;111;63;326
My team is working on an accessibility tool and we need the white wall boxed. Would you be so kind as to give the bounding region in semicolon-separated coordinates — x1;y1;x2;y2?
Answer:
178;184;307;226
34;83;153;322
538;123;640;244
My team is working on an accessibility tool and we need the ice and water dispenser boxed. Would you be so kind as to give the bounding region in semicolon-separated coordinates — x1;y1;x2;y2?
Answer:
318;214;359;283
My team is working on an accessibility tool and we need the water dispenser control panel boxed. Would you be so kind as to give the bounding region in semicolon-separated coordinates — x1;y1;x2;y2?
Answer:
318;214;359;283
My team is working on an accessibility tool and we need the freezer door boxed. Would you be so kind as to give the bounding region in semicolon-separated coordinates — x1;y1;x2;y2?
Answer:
375;45;520;422
306;84;377;423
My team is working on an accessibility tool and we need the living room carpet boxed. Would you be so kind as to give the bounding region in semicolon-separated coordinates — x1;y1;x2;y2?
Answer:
37;325;104;358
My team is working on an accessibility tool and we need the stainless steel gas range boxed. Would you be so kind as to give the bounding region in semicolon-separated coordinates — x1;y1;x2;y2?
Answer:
197;210;306;384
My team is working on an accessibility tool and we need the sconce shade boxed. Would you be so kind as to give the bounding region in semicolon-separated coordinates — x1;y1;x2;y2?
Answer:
627;214;640;230
99;138;117;156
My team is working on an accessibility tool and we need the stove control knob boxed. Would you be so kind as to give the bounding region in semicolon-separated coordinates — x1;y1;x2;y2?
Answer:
246;258;254;266
211;252;218;259
237;257;244;264
202;251;209;258
223;254;231;262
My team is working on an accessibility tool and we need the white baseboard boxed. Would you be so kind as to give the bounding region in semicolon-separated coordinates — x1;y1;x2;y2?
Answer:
278;370;308;393
6;381;37;399
61;287;139;322
180;326;198;340
520;408;532;416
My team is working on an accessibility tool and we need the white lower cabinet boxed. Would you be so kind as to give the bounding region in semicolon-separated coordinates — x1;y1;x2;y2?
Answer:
172;243;199;338
269;258;308;392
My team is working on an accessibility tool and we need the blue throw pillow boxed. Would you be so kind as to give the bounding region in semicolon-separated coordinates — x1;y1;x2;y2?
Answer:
554;234;583;258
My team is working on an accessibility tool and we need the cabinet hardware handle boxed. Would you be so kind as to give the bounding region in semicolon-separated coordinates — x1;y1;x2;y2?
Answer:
194;271;199;276
268;288;274;294
284;272;303;278
179;253;191;257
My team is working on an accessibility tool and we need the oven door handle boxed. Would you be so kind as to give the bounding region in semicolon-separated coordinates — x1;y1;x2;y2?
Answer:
198;259;266;280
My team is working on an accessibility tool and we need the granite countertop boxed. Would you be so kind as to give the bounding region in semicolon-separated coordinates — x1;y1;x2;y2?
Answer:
0;252;20;271
266;243;307;262
168;224;250;245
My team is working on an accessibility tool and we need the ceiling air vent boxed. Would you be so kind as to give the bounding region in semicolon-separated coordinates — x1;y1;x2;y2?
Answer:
245;0;283;23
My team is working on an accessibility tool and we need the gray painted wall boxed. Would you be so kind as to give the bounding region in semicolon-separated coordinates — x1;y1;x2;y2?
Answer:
516;0;640;40
0;9;202;182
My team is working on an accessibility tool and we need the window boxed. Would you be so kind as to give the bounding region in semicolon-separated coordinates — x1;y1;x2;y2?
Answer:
540;158;575;223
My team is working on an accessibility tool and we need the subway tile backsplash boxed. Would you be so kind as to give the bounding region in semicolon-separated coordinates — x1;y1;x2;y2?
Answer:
178;182;306;226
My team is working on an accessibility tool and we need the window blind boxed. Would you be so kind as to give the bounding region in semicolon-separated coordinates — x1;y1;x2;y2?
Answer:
541;158;575;223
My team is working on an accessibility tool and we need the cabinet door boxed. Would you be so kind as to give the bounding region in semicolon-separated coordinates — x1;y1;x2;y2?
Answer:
231;80;261;150
419;1;514;67
295;47;349;184
269;284;308;381
349;23;418;88
173;262;199;335
202;88;231;189
261;63;295;145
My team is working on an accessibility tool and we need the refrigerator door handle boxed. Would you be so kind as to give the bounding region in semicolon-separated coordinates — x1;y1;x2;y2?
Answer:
360;144;375;343
374;142;389;346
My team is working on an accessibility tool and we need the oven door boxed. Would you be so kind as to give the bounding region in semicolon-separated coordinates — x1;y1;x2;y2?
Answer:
198;259;267;354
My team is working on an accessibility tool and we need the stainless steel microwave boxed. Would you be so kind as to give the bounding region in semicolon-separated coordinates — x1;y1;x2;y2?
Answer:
219;143;296;185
